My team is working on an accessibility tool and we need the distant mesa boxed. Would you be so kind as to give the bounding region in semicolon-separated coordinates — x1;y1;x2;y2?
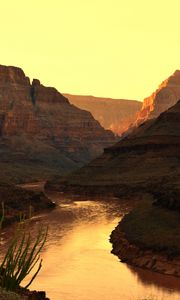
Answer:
64;94;141;136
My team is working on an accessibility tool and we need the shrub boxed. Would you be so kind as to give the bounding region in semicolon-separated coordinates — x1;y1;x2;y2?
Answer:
0;205;47;292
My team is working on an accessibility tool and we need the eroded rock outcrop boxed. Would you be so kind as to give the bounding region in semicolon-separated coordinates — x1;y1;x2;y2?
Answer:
134;70;180;126
0;65;116;183
110;225;180;277
64;94;141;136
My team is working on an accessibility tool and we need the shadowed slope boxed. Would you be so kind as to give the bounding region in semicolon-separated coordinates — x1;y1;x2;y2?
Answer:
47;100;180;199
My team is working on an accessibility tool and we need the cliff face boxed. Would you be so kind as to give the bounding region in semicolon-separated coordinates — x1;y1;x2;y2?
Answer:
64;94;141;136
49;100;180;199
134;70;180;126
0;65;116;183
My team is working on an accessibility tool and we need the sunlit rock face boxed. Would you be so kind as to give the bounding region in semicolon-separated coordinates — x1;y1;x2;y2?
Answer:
0;65;116;183
134;70;180;126
64;94;141;136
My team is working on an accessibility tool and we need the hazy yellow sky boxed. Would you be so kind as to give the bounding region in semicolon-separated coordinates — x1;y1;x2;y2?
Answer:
1;0;180;100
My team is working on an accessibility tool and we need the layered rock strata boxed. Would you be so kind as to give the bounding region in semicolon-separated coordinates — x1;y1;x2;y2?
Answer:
0;65;116;183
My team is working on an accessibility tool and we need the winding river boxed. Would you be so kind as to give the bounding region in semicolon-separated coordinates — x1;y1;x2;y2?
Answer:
2;185;180;300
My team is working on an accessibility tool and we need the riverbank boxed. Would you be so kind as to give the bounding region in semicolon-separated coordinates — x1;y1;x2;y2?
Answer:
110;199;180;277
0;182;55;300
0;181;55;226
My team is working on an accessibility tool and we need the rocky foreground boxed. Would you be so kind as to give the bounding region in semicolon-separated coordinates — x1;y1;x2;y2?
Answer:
110;226;180;277
0;287;50;300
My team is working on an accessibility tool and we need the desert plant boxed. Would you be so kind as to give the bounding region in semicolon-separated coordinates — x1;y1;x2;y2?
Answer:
0;206;48;292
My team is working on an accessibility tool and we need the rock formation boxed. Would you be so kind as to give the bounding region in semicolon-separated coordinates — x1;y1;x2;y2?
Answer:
47;99;180;199
64;94;141;136
134;70;180;126
110;221;180;277
0;65;116;183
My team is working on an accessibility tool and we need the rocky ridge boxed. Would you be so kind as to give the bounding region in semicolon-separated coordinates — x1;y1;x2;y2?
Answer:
134;70;180;126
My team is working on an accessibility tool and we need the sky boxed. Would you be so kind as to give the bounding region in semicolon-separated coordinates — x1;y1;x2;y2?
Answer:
0;0;180;101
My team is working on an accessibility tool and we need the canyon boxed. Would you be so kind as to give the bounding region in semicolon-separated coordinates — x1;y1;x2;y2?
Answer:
48;76;180;278
49;70;180;198
1;65;180;281
64;94;141;136
0;67;180;300
47;99;180;199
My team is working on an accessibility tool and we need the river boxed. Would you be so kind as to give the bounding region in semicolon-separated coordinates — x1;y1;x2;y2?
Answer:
2;188;180;300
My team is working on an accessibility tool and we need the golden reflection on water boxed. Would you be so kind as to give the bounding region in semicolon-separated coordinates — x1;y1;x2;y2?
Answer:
16;200;180;300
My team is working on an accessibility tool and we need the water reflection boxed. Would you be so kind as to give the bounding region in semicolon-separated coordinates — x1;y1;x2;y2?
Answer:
129;265;180;291
2;198;180;300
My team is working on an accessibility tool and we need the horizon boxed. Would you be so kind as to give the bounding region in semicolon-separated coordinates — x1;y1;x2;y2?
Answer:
1;0;180;101
2;62;179;103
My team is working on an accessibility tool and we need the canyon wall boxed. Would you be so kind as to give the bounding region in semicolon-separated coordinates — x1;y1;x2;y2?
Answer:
47;99;180;198
64;94;141;136
0;65;116;183
134;70;180;126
